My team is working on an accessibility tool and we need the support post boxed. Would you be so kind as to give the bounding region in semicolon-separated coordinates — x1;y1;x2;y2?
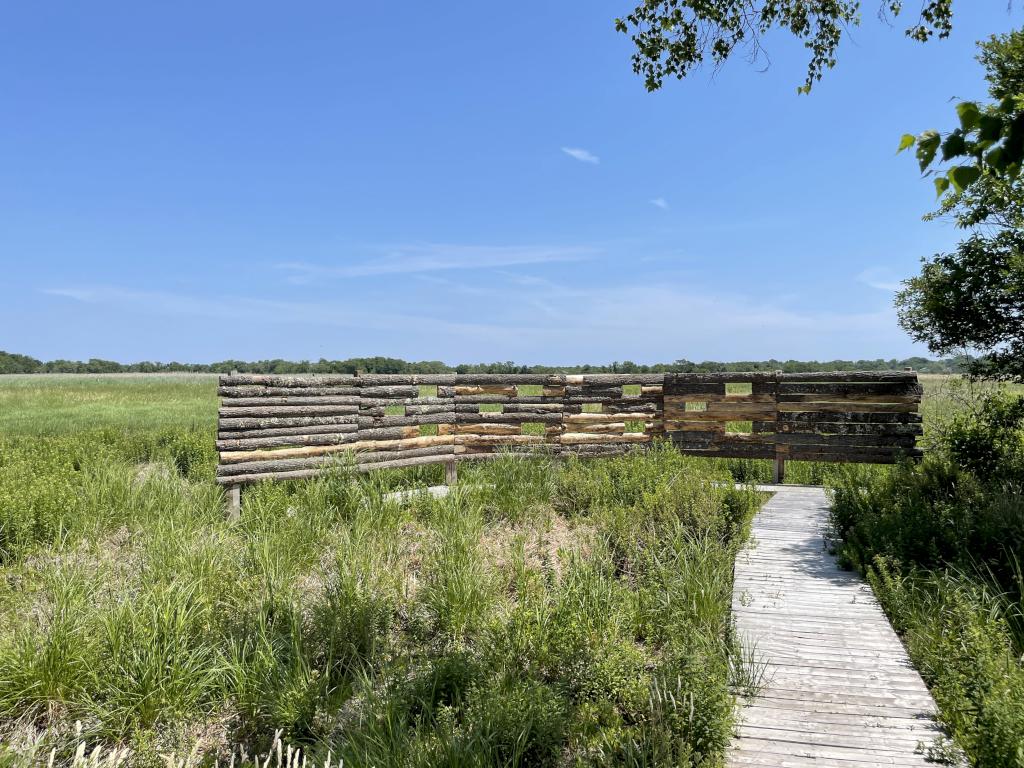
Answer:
773;454;786;485
226;484;241;521
444;459;457;486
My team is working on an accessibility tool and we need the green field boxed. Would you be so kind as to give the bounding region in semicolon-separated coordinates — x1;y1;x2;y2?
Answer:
0;374;767;767
2;373;1022;767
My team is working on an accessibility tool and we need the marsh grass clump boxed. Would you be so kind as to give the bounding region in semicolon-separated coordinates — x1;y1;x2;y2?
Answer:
0;414;762;766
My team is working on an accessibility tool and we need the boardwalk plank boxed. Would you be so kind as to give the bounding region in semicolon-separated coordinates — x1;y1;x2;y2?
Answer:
729;486;946;767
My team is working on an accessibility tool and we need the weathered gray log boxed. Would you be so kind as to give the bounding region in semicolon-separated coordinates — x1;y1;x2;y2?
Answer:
219;374;356;387
354;374;458;385
454;403;563;413
218;396;360;407
219;405;359;418
776;422;924;436
220;415;359;430
215;453;451;485
778;411;923;424
357;445;456;464
665;373;775;385
454;412;562;424
219;386;361;398
771;433;919;447
565;374;664;385
217;432;359;450
777;371;918;383
218;454;355;476
452;395;564;404
217;423;360;440
778;393;921;404
777;382;923;397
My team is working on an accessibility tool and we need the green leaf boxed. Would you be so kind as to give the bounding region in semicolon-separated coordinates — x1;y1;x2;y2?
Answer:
941;132;966;161
948;165;981;193
955;101;981;131
916;130;941;172
897;134;916;153
978;114;1003;142
933;176;950;198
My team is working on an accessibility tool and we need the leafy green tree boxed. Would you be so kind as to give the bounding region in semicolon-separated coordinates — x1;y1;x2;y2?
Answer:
897;30;1024;381
616;1;954;93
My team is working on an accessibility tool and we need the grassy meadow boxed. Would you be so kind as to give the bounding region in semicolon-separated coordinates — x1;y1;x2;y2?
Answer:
0;374;767;767
2;372;1021;767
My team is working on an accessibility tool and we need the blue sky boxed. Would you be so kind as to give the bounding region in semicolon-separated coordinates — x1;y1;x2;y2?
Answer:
1;2;1020;365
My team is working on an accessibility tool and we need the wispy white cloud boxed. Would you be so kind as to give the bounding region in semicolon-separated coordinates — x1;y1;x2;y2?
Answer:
649;197;669;210
857;267;905;292
561;147;599;164
277;243;593;283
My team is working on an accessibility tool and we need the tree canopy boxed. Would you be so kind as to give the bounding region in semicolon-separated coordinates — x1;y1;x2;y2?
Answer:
897;30;1024;381
616;1;954;93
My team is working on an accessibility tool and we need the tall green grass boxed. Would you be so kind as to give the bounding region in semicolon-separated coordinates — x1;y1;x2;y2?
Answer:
0;373;765;767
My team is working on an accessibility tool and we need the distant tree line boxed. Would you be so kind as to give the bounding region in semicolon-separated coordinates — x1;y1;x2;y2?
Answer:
0;350;970;376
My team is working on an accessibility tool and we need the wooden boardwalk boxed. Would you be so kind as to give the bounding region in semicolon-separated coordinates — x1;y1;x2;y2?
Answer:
728;485;944;767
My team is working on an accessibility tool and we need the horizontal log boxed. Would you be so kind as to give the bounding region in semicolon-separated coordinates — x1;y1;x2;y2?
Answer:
218;454;355;477
573;422;656;434
452;395;564;404
358;396;451;408
219;396;360;407
219;386;360;398
771;433;919;447
783;448;923;463
444;423;522;436
219;405;358;418
455;412;562;424
217;423;360;440
664;421;725;432
355;445;456;463
777;402;918;414
564;374;665;385
405;404;454;415
219;374;356;387
215;453;452;485
778;393;921;404
586;402;659;414
776;422;924;436
640;385;663;395
454;434;546;446
453;385;518;396
673;444;776;459
560;432;651;445
778;411;923;424
219;415;359;431
664;382;728;396
664;394;774;405
665;373;775;385
454;403;563;413
777;371;918;383
216;432;359;451
220;433;449;463
565;386;623;398
777;382;923;397
352;374;456;385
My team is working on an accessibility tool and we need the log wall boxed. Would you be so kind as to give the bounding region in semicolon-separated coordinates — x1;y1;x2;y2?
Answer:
216;371;923;486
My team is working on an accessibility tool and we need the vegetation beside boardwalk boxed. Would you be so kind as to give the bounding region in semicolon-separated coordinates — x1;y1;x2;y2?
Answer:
0;376;765;766
830;377;1024;767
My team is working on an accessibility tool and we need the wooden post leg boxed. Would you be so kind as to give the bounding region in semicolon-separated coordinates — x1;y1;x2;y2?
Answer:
773;455;786;485
444;459;457;486
226;484;241;521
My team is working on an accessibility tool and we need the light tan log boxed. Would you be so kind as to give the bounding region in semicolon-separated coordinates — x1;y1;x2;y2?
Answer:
560;432;651;445
220;433;450;463
453;385;518;396
217;433;359;450
453;434;545;446
446;423;522;436
542;386;566;396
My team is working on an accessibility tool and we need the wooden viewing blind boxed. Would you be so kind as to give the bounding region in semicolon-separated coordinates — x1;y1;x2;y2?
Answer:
215;370;923;514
